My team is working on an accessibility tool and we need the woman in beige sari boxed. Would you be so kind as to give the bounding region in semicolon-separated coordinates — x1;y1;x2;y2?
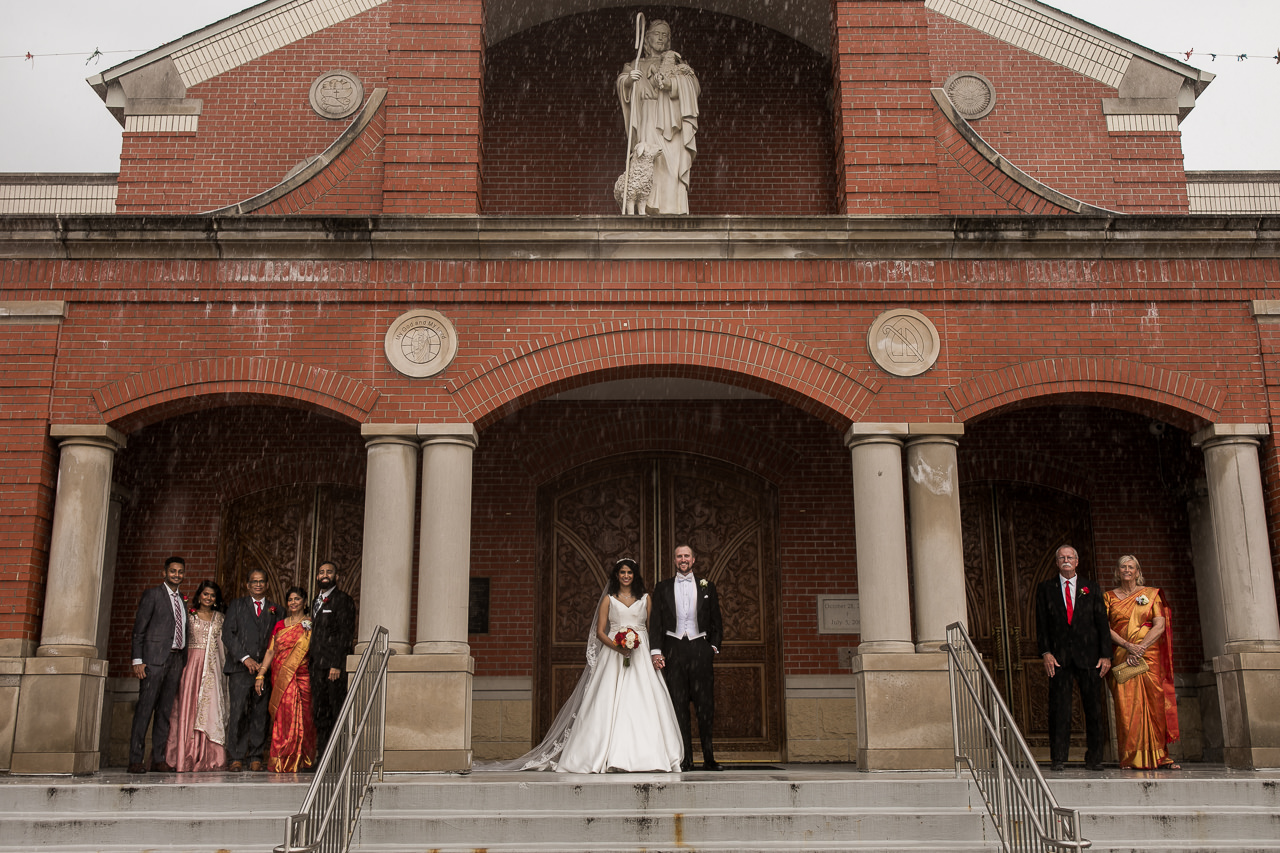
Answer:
256;586;316;772
1104;555;1180;770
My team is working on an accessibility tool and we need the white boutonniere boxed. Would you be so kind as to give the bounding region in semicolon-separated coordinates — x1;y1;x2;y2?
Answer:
1135;594;1149;606
699;579;708;588
302;619;312;630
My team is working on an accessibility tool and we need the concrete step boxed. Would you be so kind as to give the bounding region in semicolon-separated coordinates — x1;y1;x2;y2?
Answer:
0;774;306;853
350;772;1001;852
1045;771;1280;853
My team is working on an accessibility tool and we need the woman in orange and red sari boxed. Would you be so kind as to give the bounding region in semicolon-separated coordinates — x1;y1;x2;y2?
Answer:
1104;555;1180;770
256;585;316;772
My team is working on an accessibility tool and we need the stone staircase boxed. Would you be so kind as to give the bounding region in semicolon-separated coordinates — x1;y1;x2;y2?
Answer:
1049;770;1280;853
0;774;305;853
1;766;1278;853
351;769;1000;852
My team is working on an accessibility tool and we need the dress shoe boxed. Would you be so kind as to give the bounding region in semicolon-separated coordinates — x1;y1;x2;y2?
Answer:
703;761;724;771
228;760;244;772
679;761;693;772
1049;762;1065;772
126;763;148;774
151;761;175;773
1086;762;1104;772
249;760;263;772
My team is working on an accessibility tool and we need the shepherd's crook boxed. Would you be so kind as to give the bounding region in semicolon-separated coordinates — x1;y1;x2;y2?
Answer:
622;12;646;213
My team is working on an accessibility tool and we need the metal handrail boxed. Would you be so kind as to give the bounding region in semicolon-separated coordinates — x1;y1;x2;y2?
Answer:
943;622;1090;852
277;626;393;853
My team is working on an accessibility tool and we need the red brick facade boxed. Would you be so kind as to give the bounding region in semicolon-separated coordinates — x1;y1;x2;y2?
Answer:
2;1;1277;754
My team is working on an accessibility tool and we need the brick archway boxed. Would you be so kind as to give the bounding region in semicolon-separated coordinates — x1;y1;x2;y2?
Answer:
447;320;878;429
93;356;380;431
946;357;1225;430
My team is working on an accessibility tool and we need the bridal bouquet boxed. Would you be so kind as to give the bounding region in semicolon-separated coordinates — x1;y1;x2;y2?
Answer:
614;627;640;667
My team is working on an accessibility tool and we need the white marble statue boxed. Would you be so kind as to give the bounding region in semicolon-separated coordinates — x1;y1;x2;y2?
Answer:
616;19;700;215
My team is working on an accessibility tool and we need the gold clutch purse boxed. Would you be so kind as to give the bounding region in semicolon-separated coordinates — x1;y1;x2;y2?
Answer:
1111;659;1149;684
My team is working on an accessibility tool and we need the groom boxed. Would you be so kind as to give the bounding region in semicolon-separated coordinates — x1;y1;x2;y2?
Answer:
651;544;723;771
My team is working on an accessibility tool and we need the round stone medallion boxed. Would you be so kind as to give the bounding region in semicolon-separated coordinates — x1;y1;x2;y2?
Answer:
943;71;996;121
385;309;459;378
867;308;941;377
309;70;364;120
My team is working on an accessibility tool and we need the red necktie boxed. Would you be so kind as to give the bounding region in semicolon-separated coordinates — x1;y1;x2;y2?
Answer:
1064;580;1074;625
255;600;262;617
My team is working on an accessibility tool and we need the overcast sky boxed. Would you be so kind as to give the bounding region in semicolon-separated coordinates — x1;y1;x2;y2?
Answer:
1;0;1277;173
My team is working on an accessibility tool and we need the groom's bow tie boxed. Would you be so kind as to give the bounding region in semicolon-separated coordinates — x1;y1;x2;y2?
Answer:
676;574;694;583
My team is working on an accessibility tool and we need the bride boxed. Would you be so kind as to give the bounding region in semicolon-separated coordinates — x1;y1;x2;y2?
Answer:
477;557;683;773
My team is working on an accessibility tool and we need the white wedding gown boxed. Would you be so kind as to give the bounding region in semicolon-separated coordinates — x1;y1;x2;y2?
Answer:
556;595;684;773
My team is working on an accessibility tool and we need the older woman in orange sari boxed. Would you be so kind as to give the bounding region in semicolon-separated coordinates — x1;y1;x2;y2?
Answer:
256;586;316;772
1104;555;1180;770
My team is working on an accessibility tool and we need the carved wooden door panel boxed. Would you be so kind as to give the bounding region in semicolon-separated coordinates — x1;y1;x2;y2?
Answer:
536;454;783;761
962;481;1098;756
216;484;364;614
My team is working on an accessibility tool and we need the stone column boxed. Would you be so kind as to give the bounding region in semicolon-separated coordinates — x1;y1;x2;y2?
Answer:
384;424;478;771
12;425;124;774
905;430;967;652
845;427;913;654
1186;483;1225;762
1193;424;1280;769
846;424;952;770
357;427;418;655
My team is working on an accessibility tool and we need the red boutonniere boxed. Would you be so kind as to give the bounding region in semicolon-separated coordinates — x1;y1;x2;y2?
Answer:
1080;586;1090;595
269;606;278;615
188;607;197;614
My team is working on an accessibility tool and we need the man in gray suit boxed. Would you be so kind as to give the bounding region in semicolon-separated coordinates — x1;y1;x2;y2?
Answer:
223;569;281;771
128;556;188;773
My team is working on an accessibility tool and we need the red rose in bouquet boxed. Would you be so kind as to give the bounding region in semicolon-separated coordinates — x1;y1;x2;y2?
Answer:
614;627;640;667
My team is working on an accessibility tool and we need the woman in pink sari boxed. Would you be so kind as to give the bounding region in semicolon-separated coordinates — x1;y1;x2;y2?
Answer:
256;586;316;772
165;580;229;771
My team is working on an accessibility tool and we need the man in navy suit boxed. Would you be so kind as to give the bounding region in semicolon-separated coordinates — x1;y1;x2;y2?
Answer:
128;556;188;774
650;544;724;771
223;569;281;771
1035;544;1112;771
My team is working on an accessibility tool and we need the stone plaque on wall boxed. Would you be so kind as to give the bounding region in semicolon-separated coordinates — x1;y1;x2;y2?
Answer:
384;309;459;378
867;308;940;377
309;70;364;120
817;595;860;635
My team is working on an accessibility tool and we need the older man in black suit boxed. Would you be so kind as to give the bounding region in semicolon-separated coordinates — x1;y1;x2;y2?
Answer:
128;556;188;774
650;544;724;771
223;568;281;771
1036;544;1112;771
310;560;356;760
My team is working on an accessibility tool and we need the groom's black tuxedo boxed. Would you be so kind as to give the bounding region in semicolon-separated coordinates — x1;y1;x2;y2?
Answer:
1035;573;1111;765
651;573;722;770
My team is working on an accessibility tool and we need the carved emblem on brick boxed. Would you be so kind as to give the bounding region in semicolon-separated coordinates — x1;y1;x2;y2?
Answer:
385;309;459;378
943;71;996;120
309;70;364;120
867;308;941;377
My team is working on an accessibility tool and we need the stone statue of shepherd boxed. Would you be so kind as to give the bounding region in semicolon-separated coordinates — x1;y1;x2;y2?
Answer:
614;15;700;215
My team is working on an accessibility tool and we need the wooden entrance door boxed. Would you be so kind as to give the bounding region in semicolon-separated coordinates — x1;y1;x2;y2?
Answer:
216;484;365;612
536;454;783;760
961;481;1099;755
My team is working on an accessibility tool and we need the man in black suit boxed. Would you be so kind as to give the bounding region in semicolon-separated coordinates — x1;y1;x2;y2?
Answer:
310;560;356;760
128;556;188;774
650;544;724;771
223;568;281;771
1035;544;1112;771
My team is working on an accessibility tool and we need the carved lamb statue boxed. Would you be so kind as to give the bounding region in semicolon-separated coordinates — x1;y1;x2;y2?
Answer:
613;143;661;215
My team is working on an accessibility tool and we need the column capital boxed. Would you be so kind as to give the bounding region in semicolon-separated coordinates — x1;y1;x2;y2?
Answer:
49;424;126;451
1193;423;1269;448
845;422;964;448
361;423;419;439
419;423;479;449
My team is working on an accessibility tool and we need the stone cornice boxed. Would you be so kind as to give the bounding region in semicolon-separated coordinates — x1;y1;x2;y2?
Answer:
1;215;1278;262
